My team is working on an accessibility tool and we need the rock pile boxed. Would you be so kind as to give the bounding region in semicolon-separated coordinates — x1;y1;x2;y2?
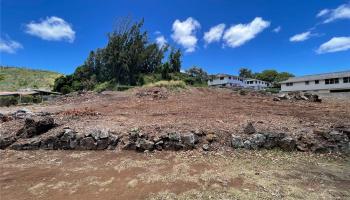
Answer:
273;92;321;102
231;132;296;151
121;129;199;151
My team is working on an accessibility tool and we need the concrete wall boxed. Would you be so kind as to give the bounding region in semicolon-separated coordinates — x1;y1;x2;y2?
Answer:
281;78;350;92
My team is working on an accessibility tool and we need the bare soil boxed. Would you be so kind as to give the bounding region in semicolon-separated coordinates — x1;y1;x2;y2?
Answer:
0;150;349;200
2;87;350;140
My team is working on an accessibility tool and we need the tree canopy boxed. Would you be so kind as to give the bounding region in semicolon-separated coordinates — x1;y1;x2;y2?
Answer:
54;18;182;93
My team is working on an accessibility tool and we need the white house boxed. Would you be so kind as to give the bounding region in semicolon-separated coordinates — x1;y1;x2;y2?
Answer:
244;78;271;90
208;74;245;87
280;71;350;93
207;74;270;89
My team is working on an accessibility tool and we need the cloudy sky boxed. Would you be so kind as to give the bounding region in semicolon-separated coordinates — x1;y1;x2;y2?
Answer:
1;0;350;75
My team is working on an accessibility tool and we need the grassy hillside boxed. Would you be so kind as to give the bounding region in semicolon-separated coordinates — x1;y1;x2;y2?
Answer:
0;66;62;91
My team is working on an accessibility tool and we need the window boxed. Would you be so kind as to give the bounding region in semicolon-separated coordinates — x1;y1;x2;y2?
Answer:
228;76;232;79
344;77;350;83
305;81;309;85
315;80;319;84
286;83;293;86
220;77;224;80
325;78;339;84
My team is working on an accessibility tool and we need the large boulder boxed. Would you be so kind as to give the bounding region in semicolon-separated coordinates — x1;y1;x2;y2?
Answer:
181;133;198;149
231;135;244;148
250;133;266;149
278;136;296;151
17;117;55;138
79;137;96;150
136;139;154;151
0;134;16;149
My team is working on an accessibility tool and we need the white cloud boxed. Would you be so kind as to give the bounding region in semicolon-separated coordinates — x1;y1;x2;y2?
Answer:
273;26;281;33
203;23;226;45
289;31;312;42
222;17;270;48
25;16;75;42
171;17;201;53
155;35;167;48
317;3;350;23
316;36;350;54
0;37;23;54
317;9;330;17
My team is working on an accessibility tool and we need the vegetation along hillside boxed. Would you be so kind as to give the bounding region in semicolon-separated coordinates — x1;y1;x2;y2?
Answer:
53;18;209;94
0;66;62;91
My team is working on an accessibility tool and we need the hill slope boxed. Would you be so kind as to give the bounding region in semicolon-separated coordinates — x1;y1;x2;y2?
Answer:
0;66;62;91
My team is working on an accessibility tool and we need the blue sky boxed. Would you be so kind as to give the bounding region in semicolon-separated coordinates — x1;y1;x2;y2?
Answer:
1;0;350;76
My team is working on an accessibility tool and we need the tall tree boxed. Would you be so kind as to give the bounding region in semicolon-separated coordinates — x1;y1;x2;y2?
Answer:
239;68;254;78
169;48;181;72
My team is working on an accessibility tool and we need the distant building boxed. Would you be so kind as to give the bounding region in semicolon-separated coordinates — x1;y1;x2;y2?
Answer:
207;74;270;89
244;78;271;90
280;71;350;93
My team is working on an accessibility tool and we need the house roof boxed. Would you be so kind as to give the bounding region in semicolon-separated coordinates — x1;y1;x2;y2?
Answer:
0;91;39;96
280;70;350;83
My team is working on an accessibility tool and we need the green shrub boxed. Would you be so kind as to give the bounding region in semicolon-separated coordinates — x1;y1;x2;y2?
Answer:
0;96;18;107
20;95;42;104
60;85;73;94
265;87;280;94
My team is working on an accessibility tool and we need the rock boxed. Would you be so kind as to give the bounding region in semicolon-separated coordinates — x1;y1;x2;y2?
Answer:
327;131;347;142
300;95;309;101
136;139;154;151
155;140;164;151
17;117;55;138
108;134;119;147
243;140;252;149
60;129;77;149
273;97;281;101
96;139;109;150
14;108;33;119
231;135;243;148
262;132;285;149
79;137;96;150
0;134;16;149
202;144;210;151
206;133;217;142
244;122;256;134
10;137;41;150
250;134;266;149
90;129;109;141
278;136;296;151
168;132;181;141
181;133;198;149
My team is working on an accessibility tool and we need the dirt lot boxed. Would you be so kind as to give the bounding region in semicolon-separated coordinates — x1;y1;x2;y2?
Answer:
0;150;349;200
2;87;350;137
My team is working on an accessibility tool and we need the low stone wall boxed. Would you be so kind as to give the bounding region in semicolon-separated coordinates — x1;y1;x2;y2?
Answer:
0;117;349;154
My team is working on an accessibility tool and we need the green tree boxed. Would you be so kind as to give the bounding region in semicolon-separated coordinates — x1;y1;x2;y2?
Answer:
169;48;181;72
255;70;279;83
185;66;208;85
53;17;172;92
239;68;254;78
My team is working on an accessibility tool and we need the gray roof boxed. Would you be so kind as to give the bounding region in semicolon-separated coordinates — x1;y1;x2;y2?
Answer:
280;70;350;83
